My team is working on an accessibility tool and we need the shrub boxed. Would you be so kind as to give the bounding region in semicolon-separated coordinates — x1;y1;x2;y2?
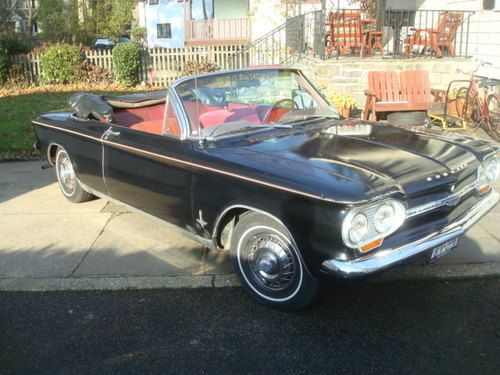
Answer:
0;47;7;84
113;42;141;86
131;26;147;42
181;59;219;77
75;61;112;84
40;44;84;84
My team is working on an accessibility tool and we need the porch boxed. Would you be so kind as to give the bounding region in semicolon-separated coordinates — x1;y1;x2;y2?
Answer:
184;18;251;46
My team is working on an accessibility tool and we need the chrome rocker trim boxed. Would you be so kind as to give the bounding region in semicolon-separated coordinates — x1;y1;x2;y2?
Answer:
322;190;499;278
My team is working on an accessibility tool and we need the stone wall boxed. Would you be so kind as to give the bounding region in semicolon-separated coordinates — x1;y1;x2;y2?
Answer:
295;57;476;111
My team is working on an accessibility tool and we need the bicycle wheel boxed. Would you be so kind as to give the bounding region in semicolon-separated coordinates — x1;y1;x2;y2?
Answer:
458;86;481;131
487;94;500;141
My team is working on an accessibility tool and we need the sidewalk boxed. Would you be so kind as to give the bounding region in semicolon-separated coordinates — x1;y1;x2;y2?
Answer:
0;161;499;291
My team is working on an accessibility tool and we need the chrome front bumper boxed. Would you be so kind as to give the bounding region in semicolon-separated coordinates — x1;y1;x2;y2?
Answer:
322;190;499;278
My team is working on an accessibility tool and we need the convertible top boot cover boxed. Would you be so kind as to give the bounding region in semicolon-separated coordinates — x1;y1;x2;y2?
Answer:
68;93;114;122
102;90;167;108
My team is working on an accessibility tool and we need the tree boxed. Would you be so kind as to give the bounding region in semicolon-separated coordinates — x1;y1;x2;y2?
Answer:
37;0;79;42
91;0;136;39
38;0;136;45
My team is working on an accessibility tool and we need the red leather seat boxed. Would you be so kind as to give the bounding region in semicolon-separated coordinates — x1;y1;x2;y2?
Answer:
199;108;261;128
114;104;165;127
130;119;164;135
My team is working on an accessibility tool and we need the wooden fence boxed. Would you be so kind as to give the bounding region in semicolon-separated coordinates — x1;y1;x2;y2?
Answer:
9;45;246;87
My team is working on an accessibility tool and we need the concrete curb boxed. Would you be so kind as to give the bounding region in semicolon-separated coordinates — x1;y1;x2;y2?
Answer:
0;263;499;292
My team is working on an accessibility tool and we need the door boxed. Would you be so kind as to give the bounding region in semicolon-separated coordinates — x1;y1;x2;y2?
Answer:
64;117;109;193
102;97;193;228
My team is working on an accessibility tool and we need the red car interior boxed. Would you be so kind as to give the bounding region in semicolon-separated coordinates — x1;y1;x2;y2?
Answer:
112;101;291;136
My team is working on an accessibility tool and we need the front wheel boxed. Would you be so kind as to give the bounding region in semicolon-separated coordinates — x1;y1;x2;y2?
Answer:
230;212;320;311
55;147;94;203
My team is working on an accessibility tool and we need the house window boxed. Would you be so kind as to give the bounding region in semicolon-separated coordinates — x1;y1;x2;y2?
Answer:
157;23;172;38
149;0;159;5
483;0;495;10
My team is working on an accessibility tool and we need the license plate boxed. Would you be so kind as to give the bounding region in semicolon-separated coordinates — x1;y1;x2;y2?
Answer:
430;237;460;261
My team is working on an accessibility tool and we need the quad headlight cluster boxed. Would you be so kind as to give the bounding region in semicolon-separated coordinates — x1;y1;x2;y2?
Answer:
477;157;498;193
342;199;406;252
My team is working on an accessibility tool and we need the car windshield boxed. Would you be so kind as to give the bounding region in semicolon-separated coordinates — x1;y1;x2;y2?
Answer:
172;69;340;139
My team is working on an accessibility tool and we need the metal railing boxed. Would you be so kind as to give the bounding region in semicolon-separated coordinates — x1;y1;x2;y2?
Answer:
230;8;475;68
376;9;474;58
185;18;251;45
229;11;324;69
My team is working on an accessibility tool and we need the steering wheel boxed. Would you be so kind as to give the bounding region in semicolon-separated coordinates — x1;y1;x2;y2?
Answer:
261;98;298;124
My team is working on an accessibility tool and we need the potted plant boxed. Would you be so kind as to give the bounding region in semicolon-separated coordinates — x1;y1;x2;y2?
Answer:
323;90;356;117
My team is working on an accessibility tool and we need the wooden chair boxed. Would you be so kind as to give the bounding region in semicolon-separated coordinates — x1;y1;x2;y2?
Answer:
364;71;444;121
404;12;463;58
363;18;384;56
325;11;366;58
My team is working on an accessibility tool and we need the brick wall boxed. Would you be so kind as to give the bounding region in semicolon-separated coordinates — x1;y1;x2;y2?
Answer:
296;57;476;110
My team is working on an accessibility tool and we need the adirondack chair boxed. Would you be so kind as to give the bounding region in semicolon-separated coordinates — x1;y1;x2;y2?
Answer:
363;71;444;121
404;12;464;58
325;11;366;58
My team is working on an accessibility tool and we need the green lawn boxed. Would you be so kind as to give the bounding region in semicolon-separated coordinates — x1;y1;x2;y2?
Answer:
0;91;134;155
0;93;72;154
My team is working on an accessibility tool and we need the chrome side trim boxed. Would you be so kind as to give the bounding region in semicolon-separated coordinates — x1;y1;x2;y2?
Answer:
79;182;214;248
322;190;499;278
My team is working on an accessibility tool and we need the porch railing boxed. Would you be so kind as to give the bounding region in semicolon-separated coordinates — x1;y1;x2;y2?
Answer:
229;10;322;68
230;8;475;68
185;18;251;44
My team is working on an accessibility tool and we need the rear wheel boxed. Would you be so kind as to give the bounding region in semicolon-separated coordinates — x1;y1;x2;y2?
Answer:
487;94;500;141
230;212;320;311
55;147;94;203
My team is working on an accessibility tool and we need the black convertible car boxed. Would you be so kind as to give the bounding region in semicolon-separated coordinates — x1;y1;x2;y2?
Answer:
33;68;499;310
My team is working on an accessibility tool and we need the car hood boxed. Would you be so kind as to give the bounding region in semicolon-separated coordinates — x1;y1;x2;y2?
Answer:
212;121;498;203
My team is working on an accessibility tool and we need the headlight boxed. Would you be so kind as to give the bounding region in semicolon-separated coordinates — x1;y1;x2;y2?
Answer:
348;213;368;244
342;199;406;252
485;158;498;182
374;203;396;233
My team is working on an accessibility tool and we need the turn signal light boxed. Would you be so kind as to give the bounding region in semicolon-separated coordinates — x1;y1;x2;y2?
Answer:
360;238;384;252
478;184;491;194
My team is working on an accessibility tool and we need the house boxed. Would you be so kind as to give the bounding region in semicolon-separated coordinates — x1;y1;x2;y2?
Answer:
137;0;251;48
2;0;38;34
136;0;323;48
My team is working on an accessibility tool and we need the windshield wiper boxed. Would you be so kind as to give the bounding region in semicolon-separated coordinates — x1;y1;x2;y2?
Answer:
279;115;335;125
202;122;292;140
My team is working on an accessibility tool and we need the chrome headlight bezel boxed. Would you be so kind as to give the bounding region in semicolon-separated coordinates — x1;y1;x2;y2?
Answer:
342;199;406;251
485;158;498;183
477;157;498;193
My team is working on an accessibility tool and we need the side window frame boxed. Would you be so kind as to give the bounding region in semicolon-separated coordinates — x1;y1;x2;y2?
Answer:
164;90;190;140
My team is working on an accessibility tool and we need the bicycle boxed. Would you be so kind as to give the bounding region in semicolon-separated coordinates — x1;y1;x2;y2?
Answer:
456;62;500;141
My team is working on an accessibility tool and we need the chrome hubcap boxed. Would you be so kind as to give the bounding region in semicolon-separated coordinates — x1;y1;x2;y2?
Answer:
248;234;296;291
58;153;76;193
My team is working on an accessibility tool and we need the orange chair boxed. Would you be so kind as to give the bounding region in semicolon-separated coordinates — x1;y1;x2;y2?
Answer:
405;12;463;58
325;11;365;58
364;71;444;121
